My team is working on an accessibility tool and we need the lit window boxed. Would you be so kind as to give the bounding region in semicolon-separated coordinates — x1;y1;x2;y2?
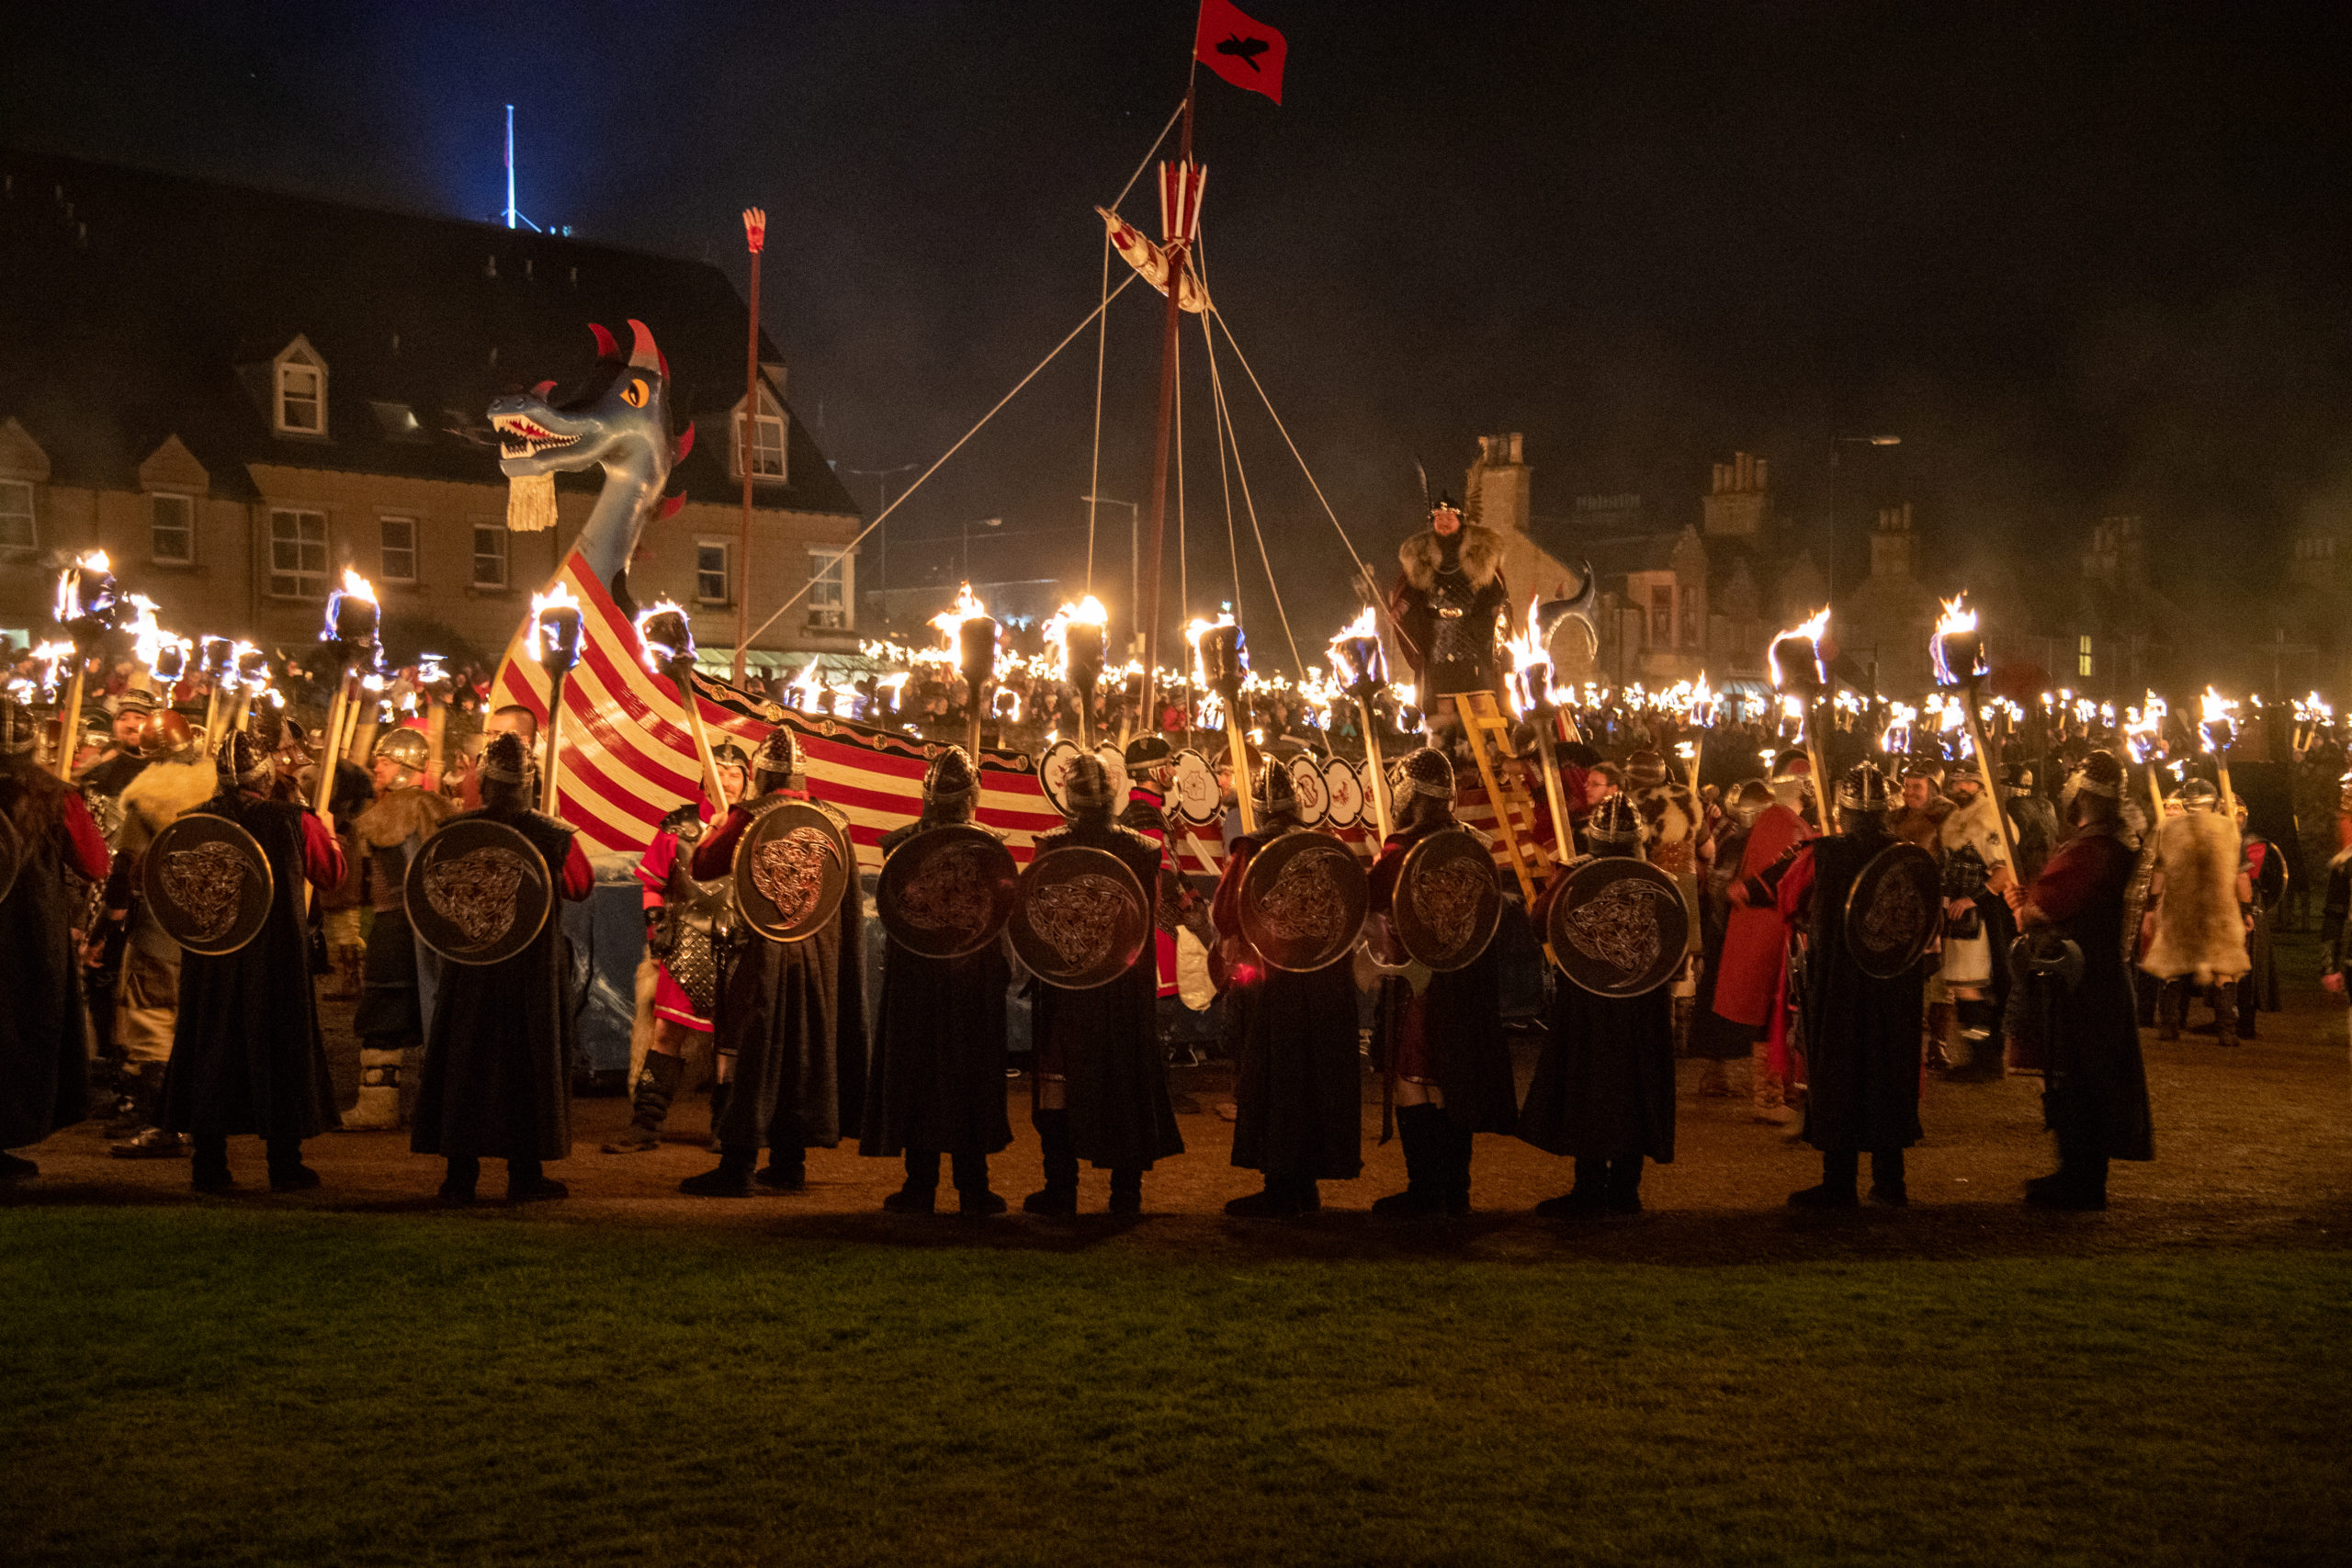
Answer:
2077;634;2094;679
472;525;509;590
380;517;417;583
268;509;328;598
1650;585;1673;647
151;494;194;565
807;548;849;630
696;542;730;605
1;479;39;550
734;410;786;479
277;357;323;434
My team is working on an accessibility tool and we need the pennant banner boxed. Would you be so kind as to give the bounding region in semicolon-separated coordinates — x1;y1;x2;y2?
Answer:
1194;0;1287;104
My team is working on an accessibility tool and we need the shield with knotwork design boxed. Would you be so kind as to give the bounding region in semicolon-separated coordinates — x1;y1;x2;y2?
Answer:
1037;739;1084;818
405;816;552;966
733;798;854;943
1546;856;1689;997
145;812;275;955
877;823;1019;959
1322;757;1363;829
1391;826;1502;973
1010;843;1149;989
1287;756;1330;827
1170;748;1223;827
1844;840;1943;979
1238;827;1367;972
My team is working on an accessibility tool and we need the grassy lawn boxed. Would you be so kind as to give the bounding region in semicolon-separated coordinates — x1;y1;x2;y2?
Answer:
5;1210;2347;1568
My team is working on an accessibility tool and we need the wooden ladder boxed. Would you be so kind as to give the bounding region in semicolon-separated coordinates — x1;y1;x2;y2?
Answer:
1455;690;1550;906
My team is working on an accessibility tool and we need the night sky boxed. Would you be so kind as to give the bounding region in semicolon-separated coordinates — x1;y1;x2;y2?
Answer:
6;2;2349;660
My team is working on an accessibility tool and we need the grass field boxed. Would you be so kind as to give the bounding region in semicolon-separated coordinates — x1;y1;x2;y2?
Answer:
6;1209;2348;1567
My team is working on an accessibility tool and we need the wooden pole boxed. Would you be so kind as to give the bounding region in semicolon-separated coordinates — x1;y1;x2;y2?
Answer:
1355;698;1394;842
52;654;87;781
732;209;765;685
1958;691;2021;874
669;660;729;811
539;669;570;817
1135;78;1196;735
1223;705;1257;837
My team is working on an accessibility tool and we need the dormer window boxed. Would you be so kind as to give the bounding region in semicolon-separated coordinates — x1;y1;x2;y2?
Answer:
731;386;786;482
274;338;327;436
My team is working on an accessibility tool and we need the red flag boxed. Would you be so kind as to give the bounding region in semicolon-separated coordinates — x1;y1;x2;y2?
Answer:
1194;0;1285;104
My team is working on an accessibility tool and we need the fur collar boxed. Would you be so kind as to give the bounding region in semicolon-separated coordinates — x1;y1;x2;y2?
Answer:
117;759;220;852
356;786;455;849
1397;524;1503;592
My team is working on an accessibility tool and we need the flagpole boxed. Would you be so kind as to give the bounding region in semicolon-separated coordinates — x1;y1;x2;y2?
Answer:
732;208;766;686
1136;21;1202;743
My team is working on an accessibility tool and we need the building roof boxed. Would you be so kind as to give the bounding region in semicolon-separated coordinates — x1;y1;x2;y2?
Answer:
0;149;861;517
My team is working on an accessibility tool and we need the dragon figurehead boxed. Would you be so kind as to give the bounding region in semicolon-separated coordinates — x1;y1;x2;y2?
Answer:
489;319;695;606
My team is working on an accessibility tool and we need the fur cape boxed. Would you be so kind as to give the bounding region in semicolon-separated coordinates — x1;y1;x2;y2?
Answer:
1396;524;1503;592
2143;809;2250;984
355;786;454;851
1939;791;2007;874
116;759;220;858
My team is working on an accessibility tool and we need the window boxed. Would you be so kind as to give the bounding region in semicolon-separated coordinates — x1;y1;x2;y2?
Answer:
807;548;849;630
1679;596;1698;649
0;479;34;551
2077;634;2094;680
1649;585;1673;648
268;509;328;598
471;525;509;591
734;410;786;479
379;516;417;583
150;493;194;565
2298;534;2336;563
277;357;323;434
696;542;730;605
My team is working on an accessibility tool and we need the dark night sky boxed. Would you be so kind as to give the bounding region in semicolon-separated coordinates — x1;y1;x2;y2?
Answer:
6;2;2350;662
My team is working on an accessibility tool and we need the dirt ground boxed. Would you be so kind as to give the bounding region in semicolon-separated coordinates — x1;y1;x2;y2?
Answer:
12;945;2350;1267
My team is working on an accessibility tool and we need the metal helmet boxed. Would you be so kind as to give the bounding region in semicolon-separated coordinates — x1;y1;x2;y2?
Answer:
217;728;271;790
139;709;198;762
1838;760;1894;815
479;730;532;786
0;696;38;758
1623;750;1668;790
1253;754;1300;821
373;727;429;779
1064;752;1116;818
923;745;978;808
1728;778;1774;829
752;727;798;786
1393;746;1455;806
2179;777;2220;812
1586;795;1644;856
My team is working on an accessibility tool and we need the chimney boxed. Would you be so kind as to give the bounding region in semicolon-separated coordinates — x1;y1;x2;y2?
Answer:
1753;457;1769;491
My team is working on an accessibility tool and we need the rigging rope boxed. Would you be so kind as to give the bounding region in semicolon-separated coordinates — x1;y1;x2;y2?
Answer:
1202;314;1306;679
1090;96;1186;603
741;272;1142;648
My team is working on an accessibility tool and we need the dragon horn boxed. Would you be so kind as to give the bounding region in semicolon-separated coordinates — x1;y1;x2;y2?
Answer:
673;423;695;463
658;493;686;521
588;322;619;359
627;319;662;372
1532;561;1601;641
532;379;558;398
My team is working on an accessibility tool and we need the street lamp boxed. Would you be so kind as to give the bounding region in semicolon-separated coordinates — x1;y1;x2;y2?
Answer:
960;516;1002;585
1826;434;1900;616
1080;493;1141;649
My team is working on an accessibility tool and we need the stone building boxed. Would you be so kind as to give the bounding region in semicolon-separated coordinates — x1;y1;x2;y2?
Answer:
0;152;863;674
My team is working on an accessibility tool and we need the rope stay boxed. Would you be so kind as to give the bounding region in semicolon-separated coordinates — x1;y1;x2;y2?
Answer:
1201;314;1306;680
1085;96;1182;595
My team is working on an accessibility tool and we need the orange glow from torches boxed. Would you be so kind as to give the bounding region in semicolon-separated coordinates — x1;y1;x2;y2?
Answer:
930;582;989;644
528;581;584;667
2199;686;2237;753
1768;608;1830;694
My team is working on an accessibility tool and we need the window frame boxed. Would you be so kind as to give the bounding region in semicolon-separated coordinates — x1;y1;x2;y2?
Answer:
275;349;325;436
470;523;510;592
806;547;851;630
149;491;196;566
0;478;36;552
2076;634;2094;680
695;540;732;606
732;406;787;483
266;507;330;600
379;515;419;585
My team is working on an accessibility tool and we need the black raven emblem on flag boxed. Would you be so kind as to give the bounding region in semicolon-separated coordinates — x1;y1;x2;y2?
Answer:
1216;34;1270;72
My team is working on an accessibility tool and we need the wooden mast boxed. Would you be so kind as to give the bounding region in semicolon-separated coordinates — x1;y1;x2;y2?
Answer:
1136;45;1199;739
731;209;766;686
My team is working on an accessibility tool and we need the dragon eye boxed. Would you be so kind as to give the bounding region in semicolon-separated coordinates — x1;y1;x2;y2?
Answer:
622;378;650;409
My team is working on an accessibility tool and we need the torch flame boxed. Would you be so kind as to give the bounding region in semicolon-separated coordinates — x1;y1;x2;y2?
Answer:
929;582;989;644
1768;608;1830;692
528;581;582;660
1041;595;1110;677
1933;594;1977;641
2199;686;2237;753
340;567;377;604
634;599;695;675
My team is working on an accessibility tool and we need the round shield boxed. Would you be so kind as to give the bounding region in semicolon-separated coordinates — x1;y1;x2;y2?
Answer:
0;810;20;907
1843;840;1943;979
733;798;854;943
1036;739;1084;818
877;823;1019;959
1287;756;1330;827
2120;833;2161;961
1390;826;1502;973
1323;757;1364;829
1010;843;1150;988
405;816;553;966
1238;828;1368;971
1093;742;1132;810
144;812;274;955
1170;748;1223;827
1545;856;1690;997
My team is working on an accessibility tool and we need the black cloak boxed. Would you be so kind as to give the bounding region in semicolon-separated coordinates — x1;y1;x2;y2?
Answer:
1368;820;1520;1134
1518;860;1676;1161
1781;823;1926;1154
0;771;92;1149
2025;825;2155;1162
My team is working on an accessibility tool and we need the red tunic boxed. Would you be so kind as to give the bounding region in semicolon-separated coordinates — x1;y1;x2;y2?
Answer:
1711;803;1811;1028
60;793;110;883
636;812;715;1032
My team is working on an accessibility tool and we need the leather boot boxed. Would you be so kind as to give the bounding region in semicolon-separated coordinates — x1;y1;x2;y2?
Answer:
681;1146;756;1198
1790;1149;1860;1209
605;1051;683;1153
1536;1157;1610;1218
1868;1148;1908;1206
755;1147;807;1191
110;1066;187;1158
266;1139;320;1193
1372;1104;1447;1217
506;1156;568;1203
439;1154;480;1207
191;1134;234;1193
886;1150;941;1213
345;1047;403;1130
2157;980;2186;1041
706;1080;732;1150
1106;1168;1142;1216
1443;1120;1475;1216
1023;1110;1079;1215
1605;1156;1645;1216
1750;1043;1795;1124
1925;1000;1958;1072
1948;998;2005;1082
953;1152;1007;1215
2212;983;2240;1047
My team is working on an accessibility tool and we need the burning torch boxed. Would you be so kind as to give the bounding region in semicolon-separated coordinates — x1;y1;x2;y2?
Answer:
2123;696;2167;826
1046;596;1109;747
1768;608;1837;832
933;584;998;767
532;585;584;816
1193;615;1255;835
50;551;119;780
197;637;234;750
638;601;730;813
2199;687;2240;820
416;653;456;788
1329;607;1394;840
314;570;380;818
1501;598;1573;864
1929;594;2020;874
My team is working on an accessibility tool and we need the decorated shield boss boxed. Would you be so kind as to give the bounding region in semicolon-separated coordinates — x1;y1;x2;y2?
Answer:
1546;857;1690;997
1843;840;1943;979
145;812;276;955
733;799;854;943
878;823;1019;959
1010;843;1149;989
1391;826;1501;973
1238;828;1368;972
405;816;553;966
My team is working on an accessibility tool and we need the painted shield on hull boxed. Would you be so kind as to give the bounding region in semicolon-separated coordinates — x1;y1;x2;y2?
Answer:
405;816;553;966
733;798;854;943
1170;748;1223;827
1287;756;1330;827
1322;757;1364;829
877;823;1019;959
1546;856;1690;997
1238;827;1367;972
1010;844;1149;989
1844;840;1943;979
146;812;274;955
1390;826;1501;973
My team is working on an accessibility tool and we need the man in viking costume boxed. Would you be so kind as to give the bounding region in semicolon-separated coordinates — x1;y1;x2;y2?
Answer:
1364;746;1517;1216
684;728;867;1198
1623;749;1710;1064
0;697;107;1179
409;732;591;1204
860;747;1016;1215
1385;497;1510;738
346;728;453;1131
1740;761;1923;1209
1936;768;2016;1081
2006;750;2153;1210
2233;796;2283;1036
2142;778;2251;1045
1519;796;1676;1216
1213;759;1363;1216
1707;755;1815;1123
155;730;345;1193
605;742;749;1154
104;710;215;1158
1023;753;1182;1215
